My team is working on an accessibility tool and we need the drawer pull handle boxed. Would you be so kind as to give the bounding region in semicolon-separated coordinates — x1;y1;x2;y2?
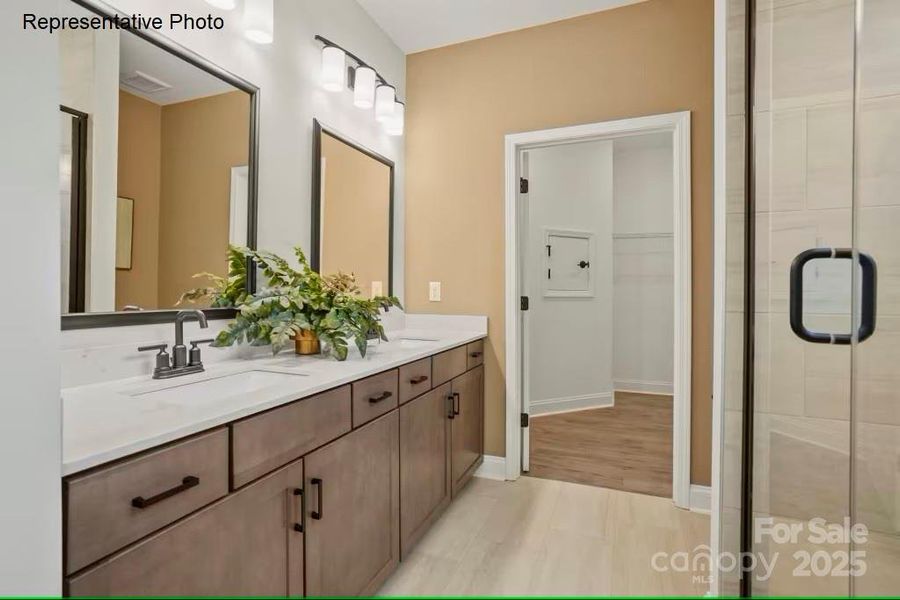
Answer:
410;375;429;385
469;351;482;358
368;391;393;404
131;475;199;509
292;487;304;533
310;478;324;520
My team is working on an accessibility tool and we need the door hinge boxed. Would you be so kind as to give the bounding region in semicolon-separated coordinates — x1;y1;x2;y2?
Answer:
520;296;529;311
521;413;529;427
519;177;529;194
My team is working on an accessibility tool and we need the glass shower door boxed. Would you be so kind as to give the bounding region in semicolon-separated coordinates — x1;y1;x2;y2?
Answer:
736;0;900;596
750;0;855;592
851;0;900;594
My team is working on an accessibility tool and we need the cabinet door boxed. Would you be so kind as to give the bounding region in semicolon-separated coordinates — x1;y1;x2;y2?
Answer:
305;412;400;597
399;382;451;556
67;459;304;597
450;365;484;496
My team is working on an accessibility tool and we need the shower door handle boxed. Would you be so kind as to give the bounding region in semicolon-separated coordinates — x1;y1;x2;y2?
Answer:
789;248;877;345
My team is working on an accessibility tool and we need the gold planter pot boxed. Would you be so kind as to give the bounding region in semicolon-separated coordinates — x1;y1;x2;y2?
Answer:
294;330;321;355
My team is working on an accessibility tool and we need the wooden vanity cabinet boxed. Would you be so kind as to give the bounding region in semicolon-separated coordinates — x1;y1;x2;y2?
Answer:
64;339;484;598
399;382;452;556
450;365;484;496
67;459;305;597
304;411;400;597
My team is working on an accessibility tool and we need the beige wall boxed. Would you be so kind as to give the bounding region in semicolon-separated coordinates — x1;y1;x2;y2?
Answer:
158;91;250;307
320;133;391;297
404;0;714;484
116;90;161;310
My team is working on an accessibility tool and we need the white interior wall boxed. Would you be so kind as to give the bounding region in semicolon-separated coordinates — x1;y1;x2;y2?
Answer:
60;0;407;376
527;140;614;415
0;0;62;593
59;27;120;312
612;134;675;394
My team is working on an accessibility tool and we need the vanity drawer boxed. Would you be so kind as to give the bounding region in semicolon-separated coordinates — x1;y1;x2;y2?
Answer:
466;340;485;369
352;369;399;427
398;358;433;405
65;428;229;575
231;386;351;489
432;346;467;386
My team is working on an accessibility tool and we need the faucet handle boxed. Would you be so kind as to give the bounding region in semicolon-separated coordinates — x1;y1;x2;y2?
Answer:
138;343;170;372
138;343;168;353
188;339;215;367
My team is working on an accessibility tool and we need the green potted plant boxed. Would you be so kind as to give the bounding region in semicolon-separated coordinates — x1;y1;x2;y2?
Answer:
182;246;401;361
178;245;252;308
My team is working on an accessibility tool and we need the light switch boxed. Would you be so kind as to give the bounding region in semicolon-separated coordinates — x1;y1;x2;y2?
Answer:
371;280;383;297
429;281;441;302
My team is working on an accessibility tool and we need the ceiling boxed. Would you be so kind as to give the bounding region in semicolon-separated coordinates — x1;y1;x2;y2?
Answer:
119;32;237;105
355;0;647;54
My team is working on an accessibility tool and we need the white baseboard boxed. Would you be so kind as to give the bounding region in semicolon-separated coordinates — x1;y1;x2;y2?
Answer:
529;391;614;417
474;455;507;481
614;379;674;395
690;484;711;513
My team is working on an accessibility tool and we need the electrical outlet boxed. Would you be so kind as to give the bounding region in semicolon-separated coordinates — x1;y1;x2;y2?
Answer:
371;280;383;297
429;281;441;302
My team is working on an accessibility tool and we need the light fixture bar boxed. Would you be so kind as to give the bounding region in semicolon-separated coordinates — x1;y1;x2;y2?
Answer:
314;35;404;103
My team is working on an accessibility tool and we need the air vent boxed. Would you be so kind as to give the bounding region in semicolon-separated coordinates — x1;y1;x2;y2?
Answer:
121;70;172;94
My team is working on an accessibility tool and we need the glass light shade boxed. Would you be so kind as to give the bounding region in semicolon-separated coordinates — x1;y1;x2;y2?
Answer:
374;84;395;122
321;46;346;92
384;101;404;136
205;0;236;9
353;67;376;108
243;0;273;44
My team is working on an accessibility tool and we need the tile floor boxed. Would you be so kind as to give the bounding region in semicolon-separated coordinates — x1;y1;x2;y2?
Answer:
378;476;711;596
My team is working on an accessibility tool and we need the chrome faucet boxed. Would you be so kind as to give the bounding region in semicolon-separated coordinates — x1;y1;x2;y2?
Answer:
138;310;213;379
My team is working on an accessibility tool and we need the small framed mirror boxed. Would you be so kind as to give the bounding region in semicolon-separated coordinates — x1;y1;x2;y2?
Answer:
311;120;394;297
60;0;259;329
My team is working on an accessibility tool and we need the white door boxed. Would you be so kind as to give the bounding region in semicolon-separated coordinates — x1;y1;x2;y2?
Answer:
518;151;531;472
520;140;614;469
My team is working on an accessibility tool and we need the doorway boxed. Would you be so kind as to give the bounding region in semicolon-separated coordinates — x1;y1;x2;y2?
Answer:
504;112;693;507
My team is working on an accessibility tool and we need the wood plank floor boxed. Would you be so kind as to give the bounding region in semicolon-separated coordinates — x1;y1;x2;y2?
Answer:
377;476;710;596
526;391;673;497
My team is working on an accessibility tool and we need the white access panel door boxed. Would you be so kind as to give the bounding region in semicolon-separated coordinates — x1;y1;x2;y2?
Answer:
544;229;594;297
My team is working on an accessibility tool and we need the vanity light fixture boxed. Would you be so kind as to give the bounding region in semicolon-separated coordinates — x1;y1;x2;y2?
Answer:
374;84;395;122
384;101;404;136
315;35;405;135
321;46;346;92
243;0;274;44
353;66;377;108
204;0;237;10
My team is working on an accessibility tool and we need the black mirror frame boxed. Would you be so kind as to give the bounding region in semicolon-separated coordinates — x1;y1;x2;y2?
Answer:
61;0;260;330
310;119;395;296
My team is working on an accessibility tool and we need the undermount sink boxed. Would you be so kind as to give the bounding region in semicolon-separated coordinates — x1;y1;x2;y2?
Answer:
392;337;439;349
129;370;307;401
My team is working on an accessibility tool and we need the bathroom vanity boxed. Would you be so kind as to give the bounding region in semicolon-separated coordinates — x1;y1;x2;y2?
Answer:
62;330;486;596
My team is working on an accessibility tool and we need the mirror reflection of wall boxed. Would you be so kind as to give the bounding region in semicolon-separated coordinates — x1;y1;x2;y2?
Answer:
318;131;392;298
58;5;252;315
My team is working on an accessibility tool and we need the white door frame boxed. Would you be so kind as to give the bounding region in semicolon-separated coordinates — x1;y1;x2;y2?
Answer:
504;111;693;509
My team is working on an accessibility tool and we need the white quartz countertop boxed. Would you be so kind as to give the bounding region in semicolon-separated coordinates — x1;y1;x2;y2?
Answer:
63;323;486;476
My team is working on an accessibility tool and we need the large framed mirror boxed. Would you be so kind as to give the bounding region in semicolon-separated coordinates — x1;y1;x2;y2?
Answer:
60;0;259;329
311;120;394;297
